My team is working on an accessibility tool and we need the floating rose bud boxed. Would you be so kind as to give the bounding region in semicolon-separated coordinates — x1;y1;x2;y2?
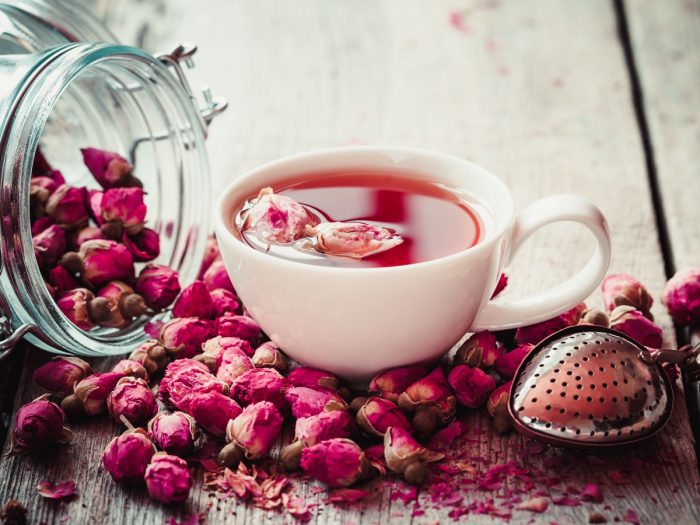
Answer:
9;395;72;455
93;281;146;328
282;410;354;471
203;258;235;293
135;264;181;310
447;365;496;408
368;364;430;403
100;187;146;238
609;306;664;348
252;342;288;373
491;272;508;298
36;480;77;500
81;147;138;189
122;227;160;262
285;386;348;419
148;412;199;457
145;452;192;503
112;359;149;382
61;372;124;418
188;391;242;438
159;317;213;359
486;380;512;433
493;344;533;379
63;239;134;289
663;268;700;326
356;397;412;437
219;401;283;467
198;236;221;278
102;428;155;483
242;187;318;244
384;426;444;484
74;226;102;248
300;438;368;487
229;368;288;412
56;288;96;331
32;215;54;236
581;308;610;327
210;288;240;317
32;356;92;397
514;315;569;345
48;266;79;294
107;377;157;426
214;314;261;345
45;185;88;230
397;368;456;438
454;331;502;370
33;224;66;270
129;340;168;376
159;359;227;412
172;281;213;319
602;274;653;315
310;222;402;259
288;367;340;391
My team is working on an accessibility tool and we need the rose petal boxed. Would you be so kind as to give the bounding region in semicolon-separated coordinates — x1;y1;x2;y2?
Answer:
37;480;77;500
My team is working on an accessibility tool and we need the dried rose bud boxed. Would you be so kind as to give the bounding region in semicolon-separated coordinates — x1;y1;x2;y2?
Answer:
122;228;160;262
219;401;283;467
148;412;199;457
662;268;700;326
581;308;610;327
61;372;124;418
32;356;92;397
32;148;53;176
215;347;254;385
74;226;102;248
92;281;146;328
45;185;88;230
368;364;430;403
135;264;181;310
486;380;512;433
159;359;227;413
112;359;149;382
209;288;240;317
86;189;103;225
203;258;235;293
100;187;147;237
107;377;157;426
602;274;653;314
214;314;261;345
30;176;59;215
198;235;221;278
285;386;348;419
188;391;242;438
159;317;213;359
282;410;354;471
9;395;72;455
229;368;288;412
242;187;318;244
172;281;213;319
300;438;368;487
56;288;96;331
310;222;402;259
252;341;288;373
454;331;502;369
514;314;569;345
288;367;340;391
204;336;255;362
48;266;80;294
63;239;134;289
397;368;456;438
102;428;155;483
384;426;444;484
356;397;412;437
561;302;588;325
493;344;533;379
491;272;508;298
609;306;664;348
32;215;54;236
81;147;139;189
33;224;66;270
144;452;192;503
447;365;496;408
129;340;169;376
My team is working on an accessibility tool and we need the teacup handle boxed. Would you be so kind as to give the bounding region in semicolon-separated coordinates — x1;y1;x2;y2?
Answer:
472;195;611;331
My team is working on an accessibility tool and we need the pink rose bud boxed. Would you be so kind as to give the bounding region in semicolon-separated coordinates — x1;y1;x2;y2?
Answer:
384;426;444;484
107;377;158;426
493;344;533;379
310;222;402;259
219;400;283;467
30;176;59;214
112;359;149;382
45;185;88;230
447;365;496;408
102;428;155;483
9;395;72;455
397;368;456;438
300;438;368;487
56;288;96;331
188;391;242;438
202;258;235;293
454;331;502;369
609;306;664;348
198;236;221;278
491;272;508;298
368;363;430;403
159;359;227;413
148;412;199;457
356;397;412;437
205;335;255;362
100;187;147;237
81;147;139;189
284;386;348;419
61;372;124;418
33;224;66;270
64;239;134;289
252;341;288;373
144;452;193;503
561;302;588;325
514;314;569;345
135;264;181;310
662;268;700;326
32;215;54;236
159;317;213;359
487;380;512;433
229;368;288;412
92;281;146;329
86;189;103;225
129;340;168;376
581;308;610;327
215;347;255;385
288;367;340;391
48;266;80;294
210;288;240;317
282;410;354;471
32;356;92;397
242;187;318;244
602;274;653;314
122;228;160;262
32;147;53;176
214;314;261;345
172;281;214;319
74;226;102;248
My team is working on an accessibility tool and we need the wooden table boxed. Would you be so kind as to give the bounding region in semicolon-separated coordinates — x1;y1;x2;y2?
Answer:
1;0;699;523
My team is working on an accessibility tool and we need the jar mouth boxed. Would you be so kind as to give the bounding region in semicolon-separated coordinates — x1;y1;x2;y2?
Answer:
0;43;210;356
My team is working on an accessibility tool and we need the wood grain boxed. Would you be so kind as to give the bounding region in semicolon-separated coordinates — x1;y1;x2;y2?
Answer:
0;0;698;524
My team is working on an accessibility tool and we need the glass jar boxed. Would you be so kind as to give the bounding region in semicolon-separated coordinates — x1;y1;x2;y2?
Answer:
0;1;226;358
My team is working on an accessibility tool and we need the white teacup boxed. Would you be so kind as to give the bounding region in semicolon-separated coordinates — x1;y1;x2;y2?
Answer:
215;147;611;383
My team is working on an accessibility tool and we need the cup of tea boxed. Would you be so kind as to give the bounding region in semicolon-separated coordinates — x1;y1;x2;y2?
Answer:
214;146;611;382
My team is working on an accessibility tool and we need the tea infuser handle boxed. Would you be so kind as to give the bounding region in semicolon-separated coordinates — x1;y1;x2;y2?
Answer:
472;195;611;331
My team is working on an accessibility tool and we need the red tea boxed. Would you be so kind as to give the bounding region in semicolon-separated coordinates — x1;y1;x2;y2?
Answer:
235;170;485;268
